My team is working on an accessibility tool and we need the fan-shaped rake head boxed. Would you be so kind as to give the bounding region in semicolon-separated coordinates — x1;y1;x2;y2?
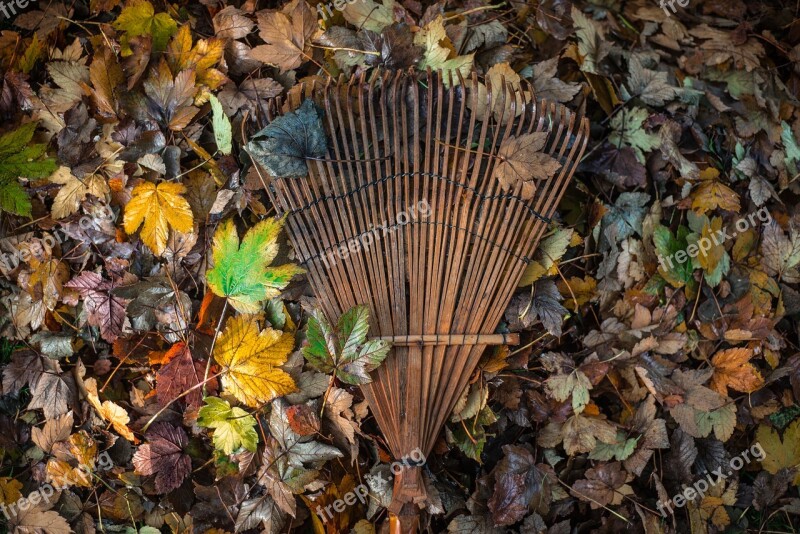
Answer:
250;68;589;530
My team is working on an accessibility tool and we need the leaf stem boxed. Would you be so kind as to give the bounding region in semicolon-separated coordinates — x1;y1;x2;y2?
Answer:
142;370;225;433
204;298;229;397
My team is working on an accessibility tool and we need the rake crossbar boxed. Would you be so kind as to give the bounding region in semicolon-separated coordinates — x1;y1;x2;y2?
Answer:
375;333;519;345
258;69;589;530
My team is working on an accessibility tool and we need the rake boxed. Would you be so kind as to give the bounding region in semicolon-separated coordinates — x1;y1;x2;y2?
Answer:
249;69;589;532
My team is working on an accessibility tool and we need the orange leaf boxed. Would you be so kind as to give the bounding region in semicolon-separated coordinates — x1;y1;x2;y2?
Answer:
710;347;764;395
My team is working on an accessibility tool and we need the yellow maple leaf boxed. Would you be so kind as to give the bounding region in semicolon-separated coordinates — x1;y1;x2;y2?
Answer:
123;181;194;256
85;377;138;443
50;166;110;219
756;419;800;485
214;315;296;407
166;25;226;93
709;347;764;395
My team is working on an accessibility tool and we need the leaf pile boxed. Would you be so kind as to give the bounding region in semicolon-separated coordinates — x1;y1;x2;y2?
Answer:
0;0;800;533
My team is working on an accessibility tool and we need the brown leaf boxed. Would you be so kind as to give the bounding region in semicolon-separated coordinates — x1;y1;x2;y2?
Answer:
132;422;191;493
249;0;318;72
494;132;562;200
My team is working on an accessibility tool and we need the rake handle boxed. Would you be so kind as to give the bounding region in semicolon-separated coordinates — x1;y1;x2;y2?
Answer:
375;333;519;346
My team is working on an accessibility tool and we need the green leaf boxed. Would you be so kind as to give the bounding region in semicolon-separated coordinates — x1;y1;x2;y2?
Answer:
0;123;57;182
0;180;32;217
198;397;259;454
608;107;660;163
209;94;232;156
113;0;178;52
782;121;800;175
518;227;574;286
588;432;639;461
653;224;694;287
246;100;328;178
302;305;391;385
206;217;304;314
544;369;592;414
0;123;57;217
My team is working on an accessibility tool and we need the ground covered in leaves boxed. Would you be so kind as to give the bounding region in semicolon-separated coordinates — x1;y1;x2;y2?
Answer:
0;0;800;532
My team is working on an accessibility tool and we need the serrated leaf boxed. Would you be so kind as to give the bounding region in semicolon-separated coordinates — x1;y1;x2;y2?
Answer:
246;99;328;178
113;0;177;52
209;94;232;156
214;315;297;407
198;397;259;454
302;305;391;385
123;181;194;256
206;217;304;314
494;132;562;200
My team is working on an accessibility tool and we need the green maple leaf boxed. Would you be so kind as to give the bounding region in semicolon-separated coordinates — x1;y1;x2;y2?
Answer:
653;224;695;289
0;122;57;217
302;305;391;385
246;100;328;178
206;217;304;314
113;0;178;52
608;107;660;163
198;397;258;454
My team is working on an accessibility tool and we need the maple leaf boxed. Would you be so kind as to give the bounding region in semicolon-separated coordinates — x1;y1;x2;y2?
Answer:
49;166;110;219
545;369;592;414
249;0;319;72
414;17;474;80
84;377;137;443
214;315;296;407
494;133;562;200
608;107;660;164
166;25;227;91
65;271;130;342
142;60;200;131
113;0;177;52
132;422;191;493
27;359;76;419
7;500;71;534
571;6;611;74
268;399;342;467
206;217;303;314
156;342;213;408
302;305;391;385
0;122;57;216
123;181;194;256
198;397;258;455
487;445;548;526
756;419;800;485
88;47;124;119
246;99;328;178
28;258;69;311
691;168;741;214
761;220;800;283
32;412;73;453
710;347;764;396
571;462;634;509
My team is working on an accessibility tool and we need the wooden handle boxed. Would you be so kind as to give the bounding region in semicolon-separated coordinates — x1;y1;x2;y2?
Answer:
375;333;519;346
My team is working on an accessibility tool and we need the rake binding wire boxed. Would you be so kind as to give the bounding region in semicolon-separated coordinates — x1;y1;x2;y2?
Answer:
250;68;589;533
